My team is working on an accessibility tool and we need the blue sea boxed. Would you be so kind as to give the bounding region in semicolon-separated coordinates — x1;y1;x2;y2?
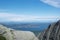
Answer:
0;22;52;36
0;22;51;31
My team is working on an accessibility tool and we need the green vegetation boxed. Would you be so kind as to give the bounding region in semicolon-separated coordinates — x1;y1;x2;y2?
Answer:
0;35;6;40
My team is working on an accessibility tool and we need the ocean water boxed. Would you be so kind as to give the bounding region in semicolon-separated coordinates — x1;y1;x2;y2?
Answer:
0;22;51;31
0;22;51;36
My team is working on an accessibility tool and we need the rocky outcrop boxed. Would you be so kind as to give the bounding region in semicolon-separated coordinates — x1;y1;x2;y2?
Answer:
38;20;60;40
13;30;39;40
0;25;39;40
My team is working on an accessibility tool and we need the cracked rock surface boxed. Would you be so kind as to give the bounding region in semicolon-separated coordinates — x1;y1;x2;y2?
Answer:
38;20;60;40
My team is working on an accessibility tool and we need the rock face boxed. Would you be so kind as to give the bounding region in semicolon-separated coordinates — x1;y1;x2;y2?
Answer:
0;25;39;40
38;20;60;40
13;30;39;40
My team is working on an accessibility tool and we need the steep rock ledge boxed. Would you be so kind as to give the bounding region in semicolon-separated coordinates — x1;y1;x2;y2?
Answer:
38;20;60;40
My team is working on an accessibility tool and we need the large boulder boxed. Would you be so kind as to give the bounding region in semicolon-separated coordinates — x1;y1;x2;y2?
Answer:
0;25;39;40
38;20;60;40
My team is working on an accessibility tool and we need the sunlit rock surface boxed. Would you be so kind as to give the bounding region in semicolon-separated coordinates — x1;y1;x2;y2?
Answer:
0;25;39;40
38;20;60;40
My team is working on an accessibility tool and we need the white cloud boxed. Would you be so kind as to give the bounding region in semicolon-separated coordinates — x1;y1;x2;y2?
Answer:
0;13;60;22
40;0;60;8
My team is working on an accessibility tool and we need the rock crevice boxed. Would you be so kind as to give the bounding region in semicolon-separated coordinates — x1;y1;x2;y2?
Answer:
38;20;60;40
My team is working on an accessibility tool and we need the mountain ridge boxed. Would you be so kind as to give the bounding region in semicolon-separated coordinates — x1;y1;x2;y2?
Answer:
38;20;60;40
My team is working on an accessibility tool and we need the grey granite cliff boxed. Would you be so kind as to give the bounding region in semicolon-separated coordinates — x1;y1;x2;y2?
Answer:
38;20;60;40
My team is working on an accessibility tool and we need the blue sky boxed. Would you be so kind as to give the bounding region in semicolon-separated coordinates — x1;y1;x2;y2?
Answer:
0;0;60;22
